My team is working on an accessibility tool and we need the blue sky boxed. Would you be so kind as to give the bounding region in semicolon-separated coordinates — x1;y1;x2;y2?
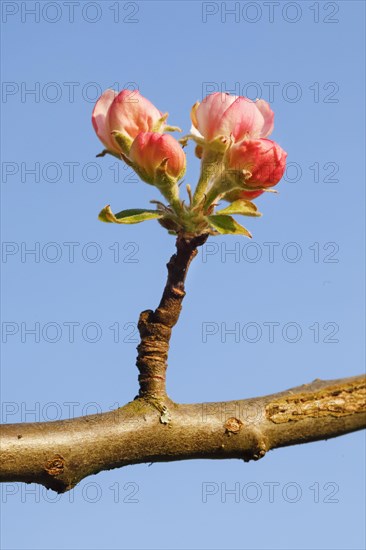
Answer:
1;1;365;549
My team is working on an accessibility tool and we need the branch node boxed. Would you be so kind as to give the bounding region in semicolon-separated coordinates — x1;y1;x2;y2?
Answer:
242;429;268;463
224;417;243;434
45;454;65;477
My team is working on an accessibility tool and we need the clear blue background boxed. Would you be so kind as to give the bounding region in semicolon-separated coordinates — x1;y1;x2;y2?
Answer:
1;1;365;549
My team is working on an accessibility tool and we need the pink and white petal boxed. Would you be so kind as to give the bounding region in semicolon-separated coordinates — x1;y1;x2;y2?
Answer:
92;89;117;151
207;93;239;138
108;90;139;138
133;94;163;132
109;90;162;140
248;139;287;186
189;124;204;141
194;93;218;139
190;101;200;130
129;132;151;168
220;97;259;141
255;100;274;138
196;93;239;140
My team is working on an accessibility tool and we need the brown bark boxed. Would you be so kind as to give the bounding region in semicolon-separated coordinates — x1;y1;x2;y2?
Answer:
1;236;365;493
136;233;208;398
0;376;365;493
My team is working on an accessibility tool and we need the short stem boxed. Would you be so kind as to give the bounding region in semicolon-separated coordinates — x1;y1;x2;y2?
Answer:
203;176;229;211
159;184;183;216
192;151;222;207
136;234;208;399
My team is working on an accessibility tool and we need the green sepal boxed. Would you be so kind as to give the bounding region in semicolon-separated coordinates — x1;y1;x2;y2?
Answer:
110;131;133;155
165;125;182;133
151;112;182;133
179;133;205;147
95;149;122;160
98;205;163;224
152;113;169;132
216;200;262;218
207;214;252;238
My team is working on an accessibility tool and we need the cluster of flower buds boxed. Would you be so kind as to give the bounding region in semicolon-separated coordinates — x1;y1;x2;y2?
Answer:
92;89;184;207
92;89;287;238
188;92;287;204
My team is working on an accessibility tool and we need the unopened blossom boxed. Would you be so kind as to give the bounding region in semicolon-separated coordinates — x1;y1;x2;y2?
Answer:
129;132;186;185
226;138;287;192
191;92;274;146
92;89;168;155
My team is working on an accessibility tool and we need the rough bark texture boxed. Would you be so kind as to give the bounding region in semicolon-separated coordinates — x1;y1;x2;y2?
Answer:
0;376;365;493
136;234;208;398
1;235;365;493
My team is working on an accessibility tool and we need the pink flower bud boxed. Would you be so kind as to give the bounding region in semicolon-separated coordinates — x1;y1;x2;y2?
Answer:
129;132;186;184
226;189;265;201
92;89;166;155
191;92;274;143
227;138;287;192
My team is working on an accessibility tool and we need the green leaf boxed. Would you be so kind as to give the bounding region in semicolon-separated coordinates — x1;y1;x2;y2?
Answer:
207;214;252;238
98;205;163;224
216;199;262;217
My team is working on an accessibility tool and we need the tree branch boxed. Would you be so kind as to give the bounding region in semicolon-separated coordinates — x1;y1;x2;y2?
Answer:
1;375;365;493
1;238;365;493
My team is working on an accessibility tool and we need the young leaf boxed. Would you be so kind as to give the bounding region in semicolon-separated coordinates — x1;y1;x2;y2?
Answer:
99;205;163;224
207;214;252;238
216;199;262;217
